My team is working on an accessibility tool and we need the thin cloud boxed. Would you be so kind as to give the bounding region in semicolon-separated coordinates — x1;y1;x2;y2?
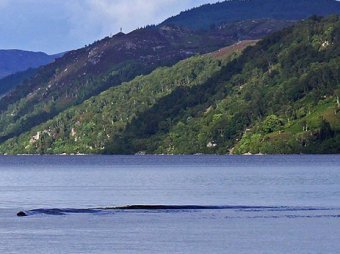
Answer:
67;0;212;38
0;0;9;8
0;0;218;53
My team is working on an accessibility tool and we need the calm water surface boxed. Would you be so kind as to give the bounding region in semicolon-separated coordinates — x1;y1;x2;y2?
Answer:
0;155;339;253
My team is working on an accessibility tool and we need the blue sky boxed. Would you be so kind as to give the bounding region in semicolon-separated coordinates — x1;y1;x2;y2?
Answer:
0;0;219;54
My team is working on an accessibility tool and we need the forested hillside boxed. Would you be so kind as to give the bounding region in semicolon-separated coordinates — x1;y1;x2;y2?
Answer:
162;0;340;30
154;16;340;154
0;20;292;145
1;16;339;154
0;41;255;154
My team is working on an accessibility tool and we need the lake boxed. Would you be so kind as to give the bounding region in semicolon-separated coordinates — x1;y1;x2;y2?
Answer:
0;155;339;253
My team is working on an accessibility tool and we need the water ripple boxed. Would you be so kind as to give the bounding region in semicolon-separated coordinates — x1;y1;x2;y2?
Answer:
17;205;340;217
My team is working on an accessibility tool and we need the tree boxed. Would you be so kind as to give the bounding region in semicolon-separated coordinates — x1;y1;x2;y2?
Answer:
261;115;283;134
335;89;340;108
319;119;334;141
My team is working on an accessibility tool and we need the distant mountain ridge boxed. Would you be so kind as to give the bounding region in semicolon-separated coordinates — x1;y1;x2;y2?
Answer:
0;68;38;96
162;0;340;30
0;50;61;79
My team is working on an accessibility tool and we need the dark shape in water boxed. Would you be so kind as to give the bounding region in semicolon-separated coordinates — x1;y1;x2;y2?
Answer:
110;205;228;210
107;205;276;210
17;211;27;217
17;205;340;217
17;205;271;217
17;208;102;216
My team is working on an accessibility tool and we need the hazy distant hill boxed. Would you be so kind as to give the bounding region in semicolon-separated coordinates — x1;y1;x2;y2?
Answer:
0;68;38;96
162;0;340;30
0;50;60;79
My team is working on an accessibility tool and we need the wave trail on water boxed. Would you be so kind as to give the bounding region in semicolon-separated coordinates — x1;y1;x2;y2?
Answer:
17;205;340;217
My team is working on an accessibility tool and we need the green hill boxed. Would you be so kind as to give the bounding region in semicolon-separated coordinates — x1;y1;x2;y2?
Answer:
155;16;340;154
0;41;255;154
0;16;339;155
0;21;290;145
2;0;331;148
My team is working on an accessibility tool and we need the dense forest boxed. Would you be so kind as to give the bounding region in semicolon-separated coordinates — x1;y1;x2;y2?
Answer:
156;16;340;154
0;16;339;154
0;41;252;154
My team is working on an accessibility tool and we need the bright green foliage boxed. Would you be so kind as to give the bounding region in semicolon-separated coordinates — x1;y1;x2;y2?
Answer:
140;16;340;154
0;54;232;154
0;16;340;154
260;115;284;134
0;20;290;145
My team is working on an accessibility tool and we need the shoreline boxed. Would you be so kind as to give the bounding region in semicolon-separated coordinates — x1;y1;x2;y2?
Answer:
0;153;338;156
